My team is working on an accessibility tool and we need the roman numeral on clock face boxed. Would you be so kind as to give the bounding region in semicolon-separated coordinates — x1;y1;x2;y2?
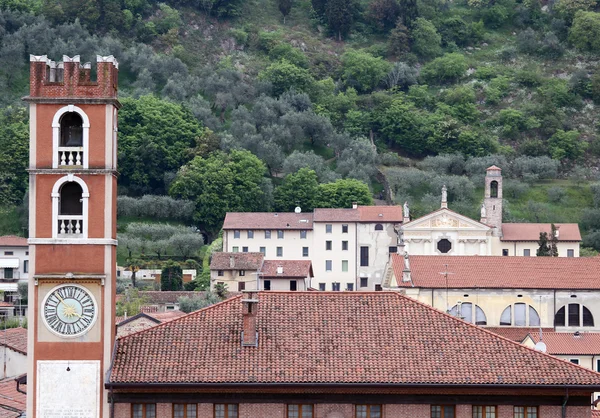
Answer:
43;285;97;337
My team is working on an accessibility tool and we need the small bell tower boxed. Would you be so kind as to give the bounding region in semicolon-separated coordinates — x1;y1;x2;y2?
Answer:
483;165;503;237
25;54;119;418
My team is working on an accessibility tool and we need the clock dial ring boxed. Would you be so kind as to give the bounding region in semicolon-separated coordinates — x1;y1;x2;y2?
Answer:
41;284;98;338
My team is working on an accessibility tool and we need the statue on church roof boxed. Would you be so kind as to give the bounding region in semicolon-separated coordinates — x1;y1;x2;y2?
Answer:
403;201;410;219
441;185;448;208
480;203;487;219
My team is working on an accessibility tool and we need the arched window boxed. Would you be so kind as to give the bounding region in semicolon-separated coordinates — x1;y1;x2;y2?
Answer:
60;113;83;147
500;303;540;326
52;105;90;168
52;175;89;239
490;181;498;198
374;224;384;231
555;304;594;327
449;303;487;325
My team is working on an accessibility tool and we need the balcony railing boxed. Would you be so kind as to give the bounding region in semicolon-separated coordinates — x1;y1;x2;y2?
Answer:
57;215;84;237
58;146;83;166
0;270;20;282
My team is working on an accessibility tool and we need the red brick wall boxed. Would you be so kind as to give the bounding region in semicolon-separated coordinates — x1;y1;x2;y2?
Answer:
385;404;430;416
240;403;285;417
114;403;130;418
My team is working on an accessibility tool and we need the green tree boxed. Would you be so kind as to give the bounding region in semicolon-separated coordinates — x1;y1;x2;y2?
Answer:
325;0;357;41
274;168;320;212
341;50;393;93
368;0;401;31
536;232;552;256
119;96;203;195
178;292;221;313
259;60;315;96
398;0;419;28
316;178;373;208
420;53;468;83
548;130;587;161
161;261;183;291
279;0;293;23
388;21;411;55
115;288;148;316
411;18;442;59
0;107;28;206
169;150;267;237
569;11;600;52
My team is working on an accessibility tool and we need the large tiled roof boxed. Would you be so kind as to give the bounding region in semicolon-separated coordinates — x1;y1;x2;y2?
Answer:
313;208;361;222
484;327;553;343
501;223;581;242
223;212;313;230
0;236;27;247
529;332;600;355
210;252;264;271
357;206;403;222
109;292;600;387
0;378;25;417
261;260;313;278
0;328;27;355
392;255;600;289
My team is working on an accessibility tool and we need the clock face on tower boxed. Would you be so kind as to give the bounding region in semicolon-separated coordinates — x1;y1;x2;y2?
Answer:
42;284;98;338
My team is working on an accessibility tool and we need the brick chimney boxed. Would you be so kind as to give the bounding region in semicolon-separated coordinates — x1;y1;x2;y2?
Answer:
241;291;258;347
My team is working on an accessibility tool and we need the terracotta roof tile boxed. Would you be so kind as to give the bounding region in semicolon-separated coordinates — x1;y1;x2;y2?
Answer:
502;223;581;241
357;206;403;222
223;213;313;230
392;255;600;289
261;260;313;278
529;332;600;355
210;252;264;271
0;328;26;355
313;208;361;222
0;236;27;247
0;378;25;416
592;410;600;417
110;292;600;387
148;311;187;322
484;327;553;342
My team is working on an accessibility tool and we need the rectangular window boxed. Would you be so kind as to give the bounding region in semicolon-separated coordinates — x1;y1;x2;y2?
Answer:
513;406;537;418
502;249;509;256
332;282;340;291
326;224;332;234
347;283;354;291
290;280;297;291
4;268;13;280
264;280;271;291
342;260;348;272
23;260;28;273
319;283;326;291
3;251;13;256
326;260;332;271
217;270;224;277
302;247;309;257
233;230;240;239
265;230;271;239
242;247;248;253
342;241;348;251
567;249;574;257
239;270;246;276
277;247;283;257
431;405;455;418
342;224;348;233
247;230;254;239
472;406;496;418
238;282;245;291
568;303;580;326
360;246;369;266
523;249;530;257
173;404;196;418
287;404;313;418
356;405;381;418
232;247;239;253
360;277;368;288
570;358;580;365
300;230;307;239
132;404;156;418
277;230;284;239
389;246;398;253
215;404;239;418
326;241;332;251
260;247;266;256
597;358;600;372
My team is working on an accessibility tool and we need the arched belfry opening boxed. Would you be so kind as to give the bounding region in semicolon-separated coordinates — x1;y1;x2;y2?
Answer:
490;180;498;198
60;112;83;147
60;182;83;215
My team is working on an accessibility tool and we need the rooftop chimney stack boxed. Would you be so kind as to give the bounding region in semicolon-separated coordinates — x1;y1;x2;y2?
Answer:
242;291;259;347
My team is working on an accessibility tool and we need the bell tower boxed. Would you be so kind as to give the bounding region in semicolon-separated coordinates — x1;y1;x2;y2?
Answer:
483;165;503;237
25;54;119;418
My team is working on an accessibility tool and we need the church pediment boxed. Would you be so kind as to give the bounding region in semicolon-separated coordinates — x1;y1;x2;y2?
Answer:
403;208;491;231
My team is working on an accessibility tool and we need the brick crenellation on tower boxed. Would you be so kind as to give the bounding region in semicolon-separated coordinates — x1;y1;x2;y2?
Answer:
29;55;118;99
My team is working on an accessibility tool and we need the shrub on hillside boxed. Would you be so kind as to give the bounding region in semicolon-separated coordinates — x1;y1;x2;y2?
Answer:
570;11;600;52
411;18;442;59
547;186;567;203
420;53;468;84
117;195;195;222
419;153;466;175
